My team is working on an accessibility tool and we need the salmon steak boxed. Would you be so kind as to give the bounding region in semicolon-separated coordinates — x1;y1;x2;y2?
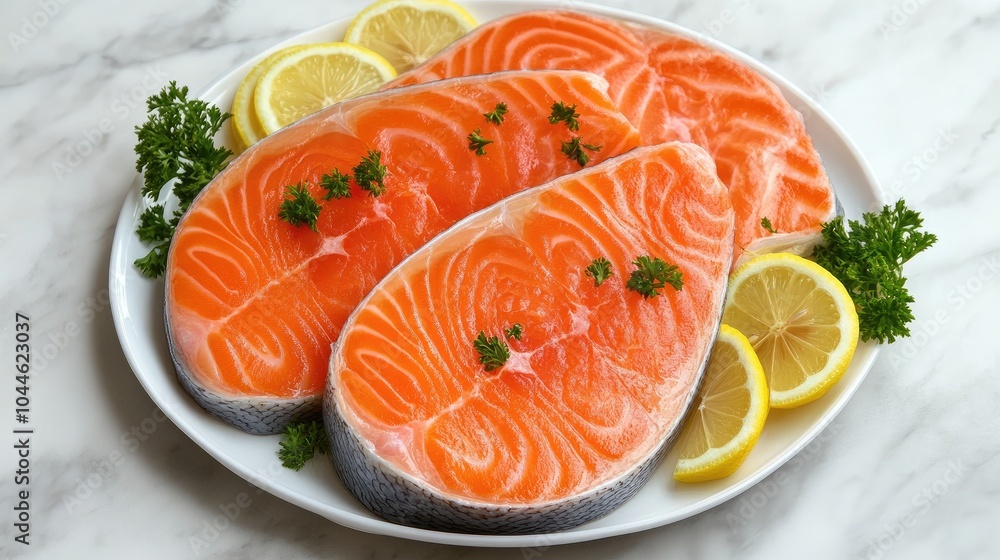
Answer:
325;142;735;534
164;70;640;434
389;10;838;265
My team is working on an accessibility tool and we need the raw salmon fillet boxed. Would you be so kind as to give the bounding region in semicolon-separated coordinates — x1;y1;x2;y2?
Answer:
389;10;837;265
325;142;735;534
164;70;641;434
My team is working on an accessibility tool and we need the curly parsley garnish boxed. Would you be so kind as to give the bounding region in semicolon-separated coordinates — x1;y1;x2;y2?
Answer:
132;81;233;278
278;421;329;471
468;129;494;156
585;257;613;287
353;149;387;197
474;331;510;372
561;137;602;167
505;323;524;341
484;103;508;125
278;183;322;232
320;169;352;200
626;256;683;298
811;200;937;343
549;101;581;131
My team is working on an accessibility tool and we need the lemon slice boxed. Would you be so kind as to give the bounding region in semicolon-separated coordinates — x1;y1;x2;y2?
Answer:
231;46;305;150
674;325;769;482
254;42;396;135
344;0;477;72
722;253;859;408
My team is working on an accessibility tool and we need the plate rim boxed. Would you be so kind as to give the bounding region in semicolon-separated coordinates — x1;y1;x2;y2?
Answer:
109;0;886;548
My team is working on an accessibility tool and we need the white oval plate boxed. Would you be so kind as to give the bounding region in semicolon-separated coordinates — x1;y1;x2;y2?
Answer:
110;0;884;547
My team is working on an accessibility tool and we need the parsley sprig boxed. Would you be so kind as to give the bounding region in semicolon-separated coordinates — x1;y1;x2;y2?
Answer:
626;256;683;298
761;216;780;234
320;169;352;200
278;421;329;471
561;137;602;167
484;103;508;125
505;323;524;341
549;102;581;131
812;200;937;343
468;129;494;156
133;81;233;278
278;183;322;231
585;257;613;287
136;207;176;244
353;149;388;197
474;331;510;372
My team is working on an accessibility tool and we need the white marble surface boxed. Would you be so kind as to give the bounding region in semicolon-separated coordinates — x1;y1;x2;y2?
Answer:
1;0;997;558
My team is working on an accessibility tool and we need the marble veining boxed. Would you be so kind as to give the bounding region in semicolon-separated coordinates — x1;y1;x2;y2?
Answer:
0;0;998;558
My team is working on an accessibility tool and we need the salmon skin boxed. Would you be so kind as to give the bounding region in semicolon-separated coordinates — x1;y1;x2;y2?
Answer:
325;142;735;534
389;10;838;266
164;70;641;434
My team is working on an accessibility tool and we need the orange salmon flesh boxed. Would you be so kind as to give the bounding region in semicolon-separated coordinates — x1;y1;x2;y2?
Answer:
389;10;837;263
330;142;734;504
165;71;640;401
